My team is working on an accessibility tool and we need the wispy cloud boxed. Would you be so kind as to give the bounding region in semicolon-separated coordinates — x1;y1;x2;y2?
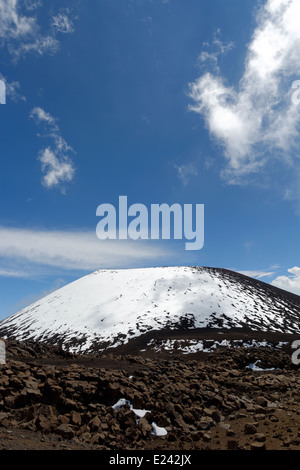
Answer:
174;162;198;186
13;35;60;58
5;78;25;101
30;107;76;192
23;0;42;11
0;0;75;60
271;266;300;295
0;72;26;102
51;10;74;34
0;227;172;276
30;106;57;127
238;270;275;280
0;0;35;40
188;0;300;184
0;3;78;190
0;268;30;279
197;29;234;74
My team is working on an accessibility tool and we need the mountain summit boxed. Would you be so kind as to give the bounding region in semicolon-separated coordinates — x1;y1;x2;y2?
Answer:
0;266;299;354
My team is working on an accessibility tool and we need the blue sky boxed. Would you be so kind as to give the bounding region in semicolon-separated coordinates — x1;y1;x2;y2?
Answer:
1;0;300;320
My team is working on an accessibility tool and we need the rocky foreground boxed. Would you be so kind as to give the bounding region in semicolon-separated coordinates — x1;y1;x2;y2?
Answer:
0;339;300;450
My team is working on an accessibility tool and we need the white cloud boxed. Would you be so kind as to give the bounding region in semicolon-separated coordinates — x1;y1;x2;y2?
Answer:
271;266;300;295
0;227;172;274
30;107;75;192
188;0;300;183
0;0;35;40
0;268;29;278
39;148;75;190
30;106;57;127
0;0;74;59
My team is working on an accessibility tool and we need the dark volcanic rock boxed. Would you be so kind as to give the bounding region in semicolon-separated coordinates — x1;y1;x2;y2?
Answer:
0;338;300;450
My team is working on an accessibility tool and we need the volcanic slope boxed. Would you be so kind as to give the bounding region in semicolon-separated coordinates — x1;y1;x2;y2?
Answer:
0;266;299;354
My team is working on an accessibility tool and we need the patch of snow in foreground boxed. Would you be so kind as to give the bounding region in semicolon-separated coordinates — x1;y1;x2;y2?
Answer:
246;361;280;371
112;398;130;410
132;408;151;419
151;422;168;437
112;398;150;418
112;398;167;436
